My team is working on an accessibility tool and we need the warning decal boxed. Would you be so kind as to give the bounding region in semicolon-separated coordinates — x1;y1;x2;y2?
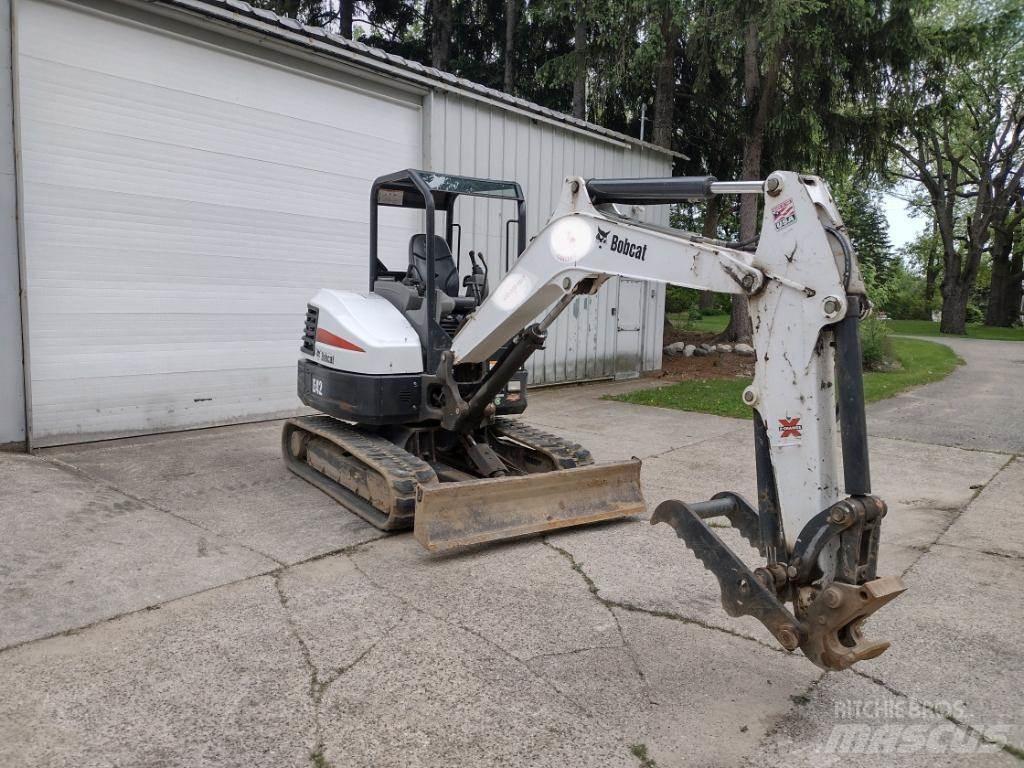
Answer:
778;416;802;443
772;198;797;230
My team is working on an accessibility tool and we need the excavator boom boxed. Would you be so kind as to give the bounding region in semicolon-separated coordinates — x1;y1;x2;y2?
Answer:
434;171;903;670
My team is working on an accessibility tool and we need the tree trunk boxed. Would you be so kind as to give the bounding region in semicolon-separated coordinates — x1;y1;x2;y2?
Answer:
939;283;969;334
1007;249;1023;325
986;241;1011;326
572;13;587;119
719;22;780;344
338;0;353;37
923;227;939;315
504;0;518;94
651;2;679;148
432;0;452;70
698;197;720;311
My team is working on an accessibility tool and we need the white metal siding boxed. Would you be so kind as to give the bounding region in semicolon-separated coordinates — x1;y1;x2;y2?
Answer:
427;90;670;385
0;0;24;446
17;0;422;445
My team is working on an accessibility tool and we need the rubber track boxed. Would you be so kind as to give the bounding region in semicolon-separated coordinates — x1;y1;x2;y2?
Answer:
283;415;436;529
491;418;594;469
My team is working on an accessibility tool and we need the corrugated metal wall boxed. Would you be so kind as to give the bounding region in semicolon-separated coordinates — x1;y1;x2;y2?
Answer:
426;90;671;385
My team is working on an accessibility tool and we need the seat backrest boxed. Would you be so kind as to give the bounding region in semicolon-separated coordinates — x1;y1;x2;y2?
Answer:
409;234;460;298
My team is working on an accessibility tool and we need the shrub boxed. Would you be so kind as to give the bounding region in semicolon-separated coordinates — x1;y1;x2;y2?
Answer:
966;302;984;325
872;269;928;320
665;285;690;314
859;315;895;370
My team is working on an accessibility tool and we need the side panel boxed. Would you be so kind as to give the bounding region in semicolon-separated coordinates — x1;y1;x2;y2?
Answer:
0;0;24;448
427;90;672;384
16;0;423;445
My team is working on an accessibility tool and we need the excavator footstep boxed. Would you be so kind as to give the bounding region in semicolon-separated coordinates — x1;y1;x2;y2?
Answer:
414;459;645;553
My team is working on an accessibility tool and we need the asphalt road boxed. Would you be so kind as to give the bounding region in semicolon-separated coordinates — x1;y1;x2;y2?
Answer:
1;336;1021;767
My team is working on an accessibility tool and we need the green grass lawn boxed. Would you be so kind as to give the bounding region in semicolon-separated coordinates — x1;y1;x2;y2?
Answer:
666;312;730;334
611;337;962;418
668;313;1023;341
885;318;1024;341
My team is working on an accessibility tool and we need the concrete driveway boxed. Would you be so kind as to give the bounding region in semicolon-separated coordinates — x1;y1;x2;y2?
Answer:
1;337;1022;767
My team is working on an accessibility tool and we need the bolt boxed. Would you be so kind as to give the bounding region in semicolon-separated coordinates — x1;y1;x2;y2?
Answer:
738;577;750;595
562;277;572;290
829;507;850;526
787;564;799;580
822;587;843;609
570;180;580;194
766;177;782;196
741;273;756;290
777;626;800;651
742;387;757;406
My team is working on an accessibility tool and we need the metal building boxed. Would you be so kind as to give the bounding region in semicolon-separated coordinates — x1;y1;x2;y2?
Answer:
0;0;675;448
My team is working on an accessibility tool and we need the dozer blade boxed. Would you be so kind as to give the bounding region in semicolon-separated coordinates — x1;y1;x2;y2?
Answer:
414;459;645;553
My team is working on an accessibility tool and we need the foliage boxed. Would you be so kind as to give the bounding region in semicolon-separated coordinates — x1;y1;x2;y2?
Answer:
612;338;960;418
871;265;929;319
859;315;895;370
832;180;895;281
242;0;1022;337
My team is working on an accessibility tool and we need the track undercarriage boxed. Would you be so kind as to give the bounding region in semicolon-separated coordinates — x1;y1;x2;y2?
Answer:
282;415;644;551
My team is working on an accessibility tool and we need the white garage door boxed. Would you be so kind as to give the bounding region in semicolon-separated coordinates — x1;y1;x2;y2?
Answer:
17;0;423;446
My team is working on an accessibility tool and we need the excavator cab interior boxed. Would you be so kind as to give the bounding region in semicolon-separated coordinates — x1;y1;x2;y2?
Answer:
369;170;527;366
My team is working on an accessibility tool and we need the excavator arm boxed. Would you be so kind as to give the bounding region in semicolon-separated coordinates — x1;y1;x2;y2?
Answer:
444;171;905;671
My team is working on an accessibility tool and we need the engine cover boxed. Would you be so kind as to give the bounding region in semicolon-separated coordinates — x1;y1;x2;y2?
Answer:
305;289;423;375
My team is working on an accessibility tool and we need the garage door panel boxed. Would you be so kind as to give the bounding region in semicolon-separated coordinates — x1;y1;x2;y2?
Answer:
24;182;413;270
21;56;418;163
19;1;420;145
19;0;423;444
22;123;396;221
30;368;302;442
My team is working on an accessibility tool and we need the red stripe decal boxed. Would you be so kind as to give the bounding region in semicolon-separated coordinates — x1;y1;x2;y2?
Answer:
315;327;365;352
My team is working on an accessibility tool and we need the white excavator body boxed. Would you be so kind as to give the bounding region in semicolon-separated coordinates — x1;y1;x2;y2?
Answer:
288;168;904;672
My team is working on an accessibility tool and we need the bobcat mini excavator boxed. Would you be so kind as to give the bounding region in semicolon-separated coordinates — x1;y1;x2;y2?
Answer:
283;168;905;671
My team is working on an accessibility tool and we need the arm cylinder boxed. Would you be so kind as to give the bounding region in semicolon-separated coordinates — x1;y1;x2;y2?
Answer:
834;296;871;495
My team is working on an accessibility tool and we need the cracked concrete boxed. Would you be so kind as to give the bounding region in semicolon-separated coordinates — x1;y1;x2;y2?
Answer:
1;337;1022;766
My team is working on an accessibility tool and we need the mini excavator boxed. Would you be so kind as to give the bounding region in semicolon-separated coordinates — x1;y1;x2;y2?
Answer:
283;168;905;671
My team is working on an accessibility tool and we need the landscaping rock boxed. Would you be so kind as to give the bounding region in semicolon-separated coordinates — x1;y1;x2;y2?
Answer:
734;343;755;356
692;346;709;357
717;344;733;353
664;342;689;356
683;344;696;357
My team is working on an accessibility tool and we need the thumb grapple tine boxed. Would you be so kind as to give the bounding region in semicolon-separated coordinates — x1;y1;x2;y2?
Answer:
651;498;905;672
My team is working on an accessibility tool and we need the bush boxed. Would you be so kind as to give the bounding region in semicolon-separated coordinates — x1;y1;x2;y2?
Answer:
859;315;896;371
665;285;691;314
872;269;928;320
966;302;984;325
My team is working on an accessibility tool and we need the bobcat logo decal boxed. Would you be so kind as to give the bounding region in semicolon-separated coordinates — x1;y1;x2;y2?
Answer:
596;227;610;246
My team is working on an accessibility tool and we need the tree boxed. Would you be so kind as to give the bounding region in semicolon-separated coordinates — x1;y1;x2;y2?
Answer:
432;0;453;70
651;1;682;148
890;4;1024;333
987;191;1024;325
504;0;519;93
572;9;587;119
686;0;918;342
339;0;353;37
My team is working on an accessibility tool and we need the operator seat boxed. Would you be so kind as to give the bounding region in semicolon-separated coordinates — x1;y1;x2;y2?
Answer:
409;234;460;298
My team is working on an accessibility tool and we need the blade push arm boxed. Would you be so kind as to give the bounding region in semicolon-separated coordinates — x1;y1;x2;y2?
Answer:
449;171;903;670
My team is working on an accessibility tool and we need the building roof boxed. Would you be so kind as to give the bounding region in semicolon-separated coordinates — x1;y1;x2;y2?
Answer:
151;0;685;159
